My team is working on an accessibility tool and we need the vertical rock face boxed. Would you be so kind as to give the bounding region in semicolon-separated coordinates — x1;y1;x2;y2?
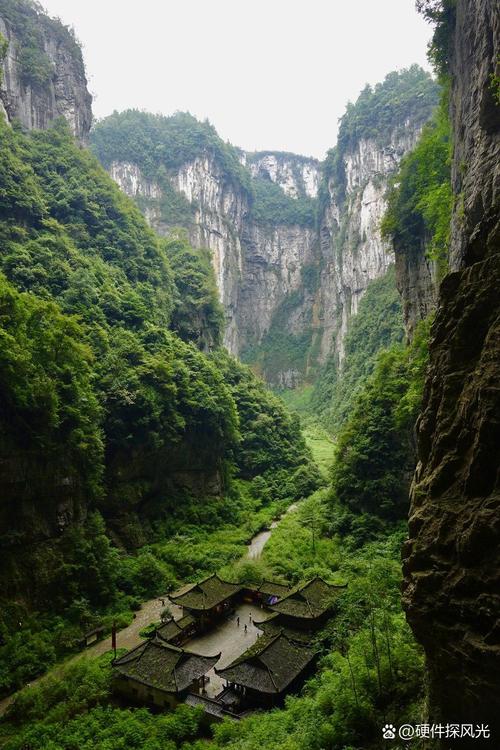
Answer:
99;69;438;384
394;240;440;341
0;1;92;140
109;151;319;358
243;151;320;198
110;154;249;354
107;130;424;378
317;128;424;365
238;221;317;352
402;0;500;739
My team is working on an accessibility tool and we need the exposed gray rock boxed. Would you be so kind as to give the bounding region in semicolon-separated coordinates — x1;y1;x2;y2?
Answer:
109;132;422;380
0;8;91;140
394;239;440;340
317;128;425;366
242;151;320;198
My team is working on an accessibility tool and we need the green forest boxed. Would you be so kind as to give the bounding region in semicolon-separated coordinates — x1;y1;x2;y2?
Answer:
0;1;468;749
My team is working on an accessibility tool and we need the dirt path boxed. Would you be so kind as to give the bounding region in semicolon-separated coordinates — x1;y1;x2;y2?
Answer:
0;501;299;717
0;597;183;718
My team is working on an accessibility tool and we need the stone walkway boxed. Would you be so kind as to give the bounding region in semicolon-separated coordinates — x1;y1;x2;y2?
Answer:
184;602;269;698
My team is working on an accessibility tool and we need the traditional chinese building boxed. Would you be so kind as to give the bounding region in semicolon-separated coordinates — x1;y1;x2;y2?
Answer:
169;574;242;629
253;613;314;644
256;580;291;605
156;613;197;646
113;636;220;710
215;631;316;707
265;576;346;630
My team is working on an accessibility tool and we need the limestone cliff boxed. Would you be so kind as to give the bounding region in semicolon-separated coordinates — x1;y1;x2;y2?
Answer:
402;0;500;741
242;150;320;198
0;0;91;140
97;70;437;386
317;127;425;366
108;154;248;354
106;143;320;358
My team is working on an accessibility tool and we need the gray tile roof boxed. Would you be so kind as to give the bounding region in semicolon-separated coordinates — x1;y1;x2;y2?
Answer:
114;637;219;693
156;613;196;643
257;580;291;598
215;632;315;694
169;574;242;612
269;576;346;620
255;614;315;644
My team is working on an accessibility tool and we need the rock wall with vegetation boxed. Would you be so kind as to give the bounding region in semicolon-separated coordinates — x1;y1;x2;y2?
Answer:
92;112;320;359
0;0;91;140
315;67;439;367
402;0;500;736
93;68;439;388
382;95;452;339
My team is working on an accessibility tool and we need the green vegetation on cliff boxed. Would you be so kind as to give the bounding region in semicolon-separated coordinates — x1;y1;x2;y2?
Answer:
0;274;103;499
92;110;318;229
250;175;317;227
330;320;431;520
241;263;320;385
416;0;457;77
91;109;252;196
0;0;84;90
320;65;440;206
312;266;405;432
166;232;224;350
382;98;452;270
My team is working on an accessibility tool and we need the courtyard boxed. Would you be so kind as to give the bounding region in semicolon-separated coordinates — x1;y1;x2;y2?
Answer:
183;602;268;698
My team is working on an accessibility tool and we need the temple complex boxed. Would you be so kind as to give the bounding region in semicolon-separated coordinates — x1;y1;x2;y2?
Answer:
112;574;346;718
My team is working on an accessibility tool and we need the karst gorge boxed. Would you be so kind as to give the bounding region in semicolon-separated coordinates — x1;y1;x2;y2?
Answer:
0;0;498;748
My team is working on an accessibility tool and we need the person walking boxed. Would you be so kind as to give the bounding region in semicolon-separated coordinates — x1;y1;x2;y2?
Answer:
236;615;240;627
244;624;247;634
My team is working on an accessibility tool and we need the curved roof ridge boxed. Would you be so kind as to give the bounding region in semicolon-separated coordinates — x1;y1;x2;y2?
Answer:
253;611;279;626
214;573;241;585
254;630;283;656
150;636;184;653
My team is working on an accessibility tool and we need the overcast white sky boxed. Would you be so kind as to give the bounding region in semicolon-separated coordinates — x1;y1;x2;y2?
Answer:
40;0;433;158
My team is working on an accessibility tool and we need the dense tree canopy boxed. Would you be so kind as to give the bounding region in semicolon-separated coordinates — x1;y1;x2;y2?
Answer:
91;110;251;194
0;111;315;693
330;321;431;520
